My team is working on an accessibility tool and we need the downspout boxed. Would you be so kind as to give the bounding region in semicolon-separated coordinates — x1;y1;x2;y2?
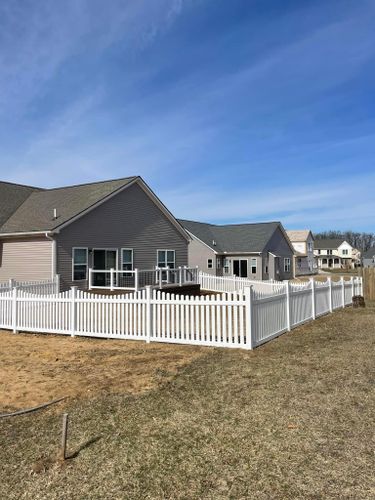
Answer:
45;232;57;279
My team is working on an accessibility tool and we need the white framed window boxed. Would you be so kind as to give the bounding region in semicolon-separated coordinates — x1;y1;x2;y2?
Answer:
157;249;175;269
72;247;88;281
223;258;230;274
251;258;257;274
284;257;291;273
207;258;213;269
342;249;348;255
327;249;333;255
121;248;134;271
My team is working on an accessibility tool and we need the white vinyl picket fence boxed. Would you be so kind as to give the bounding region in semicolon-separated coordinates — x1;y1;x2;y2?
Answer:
0;275;363;349
0;276;59;295
198;271;284;295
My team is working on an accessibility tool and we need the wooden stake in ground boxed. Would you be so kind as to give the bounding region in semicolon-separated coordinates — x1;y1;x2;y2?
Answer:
61;413;69;460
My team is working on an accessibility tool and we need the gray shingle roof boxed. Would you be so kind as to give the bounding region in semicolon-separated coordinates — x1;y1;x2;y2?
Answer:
178;219;281;253
314;238;346;250
0;177;137;234
362;247;375;259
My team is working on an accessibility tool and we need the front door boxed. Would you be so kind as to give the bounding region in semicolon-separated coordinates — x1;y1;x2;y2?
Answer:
233;259;248;278
93;250;117;287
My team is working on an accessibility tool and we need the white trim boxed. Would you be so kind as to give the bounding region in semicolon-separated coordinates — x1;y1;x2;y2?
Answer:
0;230;55;238
250;257;257;274
121;248;134;270
284;257;291;273
72;247;88;282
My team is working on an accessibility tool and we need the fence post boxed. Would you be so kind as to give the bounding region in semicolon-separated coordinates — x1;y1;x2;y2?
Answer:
55;274;60;294
9;278;15;290
310;278;316;320
284;280;291;331
88;269;93;290
12;286;18;333
110;268;114;292
341;277;345;308
159;268;163;289
244;286;253;349
70;286;77;337
351;276;354;300
328;277;333;313
179;267;183;287
145;285;152;343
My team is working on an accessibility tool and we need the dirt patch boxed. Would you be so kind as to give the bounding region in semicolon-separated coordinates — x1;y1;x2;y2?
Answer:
0;331;206;411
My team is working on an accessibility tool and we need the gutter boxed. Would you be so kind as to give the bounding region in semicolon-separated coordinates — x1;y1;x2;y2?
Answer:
0;230;54;237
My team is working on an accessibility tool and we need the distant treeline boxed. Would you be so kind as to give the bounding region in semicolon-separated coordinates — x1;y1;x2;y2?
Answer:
314;231;375;252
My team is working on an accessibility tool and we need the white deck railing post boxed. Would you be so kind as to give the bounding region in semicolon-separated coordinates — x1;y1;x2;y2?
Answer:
159;268;163;289
341;277;345;308
12;286;18;333
134;268;139;292
9;278;15;290
244;286;253;349
88;269;93;290
310;278;316;320
70;286;77;337
55;274;60;294
328;277;333;313
284;280;291;331
146;285;152;343
179;267;182;287
110;268;115;291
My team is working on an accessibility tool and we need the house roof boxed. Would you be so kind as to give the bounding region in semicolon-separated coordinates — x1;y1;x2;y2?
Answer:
0;176;138;234
314;238;346;250
362;247;375;259
286;230;313;242
178;219;283;253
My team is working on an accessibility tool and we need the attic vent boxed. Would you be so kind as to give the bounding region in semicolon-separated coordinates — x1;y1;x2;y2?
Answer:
53;208;57;220
212;240;216;246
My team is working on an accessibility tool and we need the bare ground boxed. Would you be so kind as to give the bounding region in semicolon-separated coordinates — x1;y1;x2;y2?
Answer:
1;303;374;499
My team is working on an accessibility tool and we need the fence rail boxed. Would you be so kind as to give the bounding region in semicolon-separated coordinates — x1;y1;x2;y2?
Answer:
0;275;362;349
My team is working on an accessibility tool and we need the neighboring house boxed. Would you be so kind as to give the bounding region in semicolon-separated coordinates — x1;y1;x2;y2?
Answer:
0;177;190;290
178;219;295;281
286;230;316;276
362;247;375;268
314;239;358;269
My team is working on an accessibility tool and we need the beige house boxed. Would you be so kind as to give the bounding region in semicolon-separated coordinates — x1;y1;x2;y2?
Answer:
179;219;295;281
286;230;316;276
0;177;190;290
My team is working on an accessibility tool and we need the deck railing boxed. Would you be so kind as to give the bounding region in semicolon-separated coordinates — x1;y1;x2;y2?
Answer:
88;266;199;291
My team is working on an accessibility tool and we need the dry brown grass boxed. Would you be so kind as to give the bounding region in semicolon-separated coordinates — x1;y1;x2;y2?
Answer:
1;304;374;499
0;332;206;411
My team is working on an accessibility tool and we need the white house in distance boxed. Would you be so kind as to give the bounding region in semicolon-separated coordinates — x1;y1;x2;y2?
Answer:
286;230;316;276
314;239;359;269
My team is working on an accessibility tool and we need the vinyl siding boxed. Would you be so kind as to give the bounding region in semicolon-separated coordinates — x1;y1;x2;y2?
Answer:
0;237;52;282
56;182;188;290
187;235;217;275
263;227;294;280
222;254;262;280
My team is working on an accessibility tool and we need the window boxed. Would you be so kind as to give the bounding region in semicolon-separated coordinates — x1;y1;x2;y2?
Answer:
284;257;291;273
207;258;213;269
318;249;321;255
233;259;248;278
342;249;348;255
223;258;230;274
73;248;88;281
327;249;333;255
121;249;133;271
157;250;175;269
251;258;257;274
308;242;313;252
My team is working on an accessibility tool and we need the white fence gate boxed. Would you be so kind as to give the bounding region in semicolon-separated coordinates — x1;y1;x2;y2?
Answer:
0;275;363;349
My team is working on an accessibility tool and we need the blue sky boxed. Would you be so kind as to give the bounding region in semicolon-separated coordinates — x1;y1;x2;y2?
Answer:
1;0;375;231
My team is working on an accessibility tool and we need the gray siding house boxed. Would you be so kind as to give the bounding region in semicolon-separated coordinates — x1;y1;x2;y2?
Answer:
179;219;295;281
0;177;190;290
362;248;375;268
